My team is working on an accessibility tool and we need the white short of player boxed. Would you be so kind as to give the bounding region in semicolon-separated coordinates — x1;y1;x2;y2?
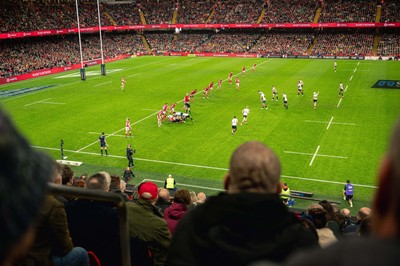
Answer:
125;127;131;132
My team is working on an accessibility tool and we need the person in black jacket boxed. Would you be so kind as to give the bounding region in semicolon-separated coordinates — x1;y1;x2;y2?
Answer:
165;141;318;266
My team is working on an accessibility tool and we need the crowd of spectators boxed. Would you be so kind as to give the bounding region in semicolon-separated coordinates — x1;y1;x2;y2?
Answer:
145;33;175;53
140;0;177;25
319;0;377;23
0;33;147;78
2;0;398;34
377;33;400;57
4;28;399;79
208;0;263;24
250;31;313;55
177;0;214;24
311;30;373;56
104;3;141;26
197;32;260;53
380;0;400;22
261;0;316;23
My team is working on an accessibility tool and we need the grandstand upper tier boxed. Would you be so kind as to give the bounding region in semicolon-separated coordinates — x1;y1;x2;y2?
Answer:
0;0;398;33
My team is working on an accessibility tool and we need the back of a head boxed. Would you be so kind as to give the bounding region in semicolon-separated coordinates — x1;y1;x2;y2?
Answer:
308;208;328;229
228;141;281;193
110;174;121;190
197;192;207;203
357;207;371;221
158;188;171;201
173;189;192;206
0;109;53;264
86;173;108;191
61;165;74;185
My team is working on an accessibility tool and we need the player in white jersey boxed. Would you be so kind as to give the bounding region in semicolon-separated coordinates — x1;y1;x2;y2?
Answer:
241;106;250;126
334;61;337;72
297;80;304;96
313;91;319;110
231;116;239;135
121;77;126;90
125;118;132;138
283;92;288;110
272;86;278;101
338;82;345;97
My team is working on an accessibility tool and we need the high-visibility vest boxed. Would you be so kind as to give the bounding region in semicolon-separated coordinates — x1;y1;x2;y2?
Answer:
166;177;175;189
281;188;290;200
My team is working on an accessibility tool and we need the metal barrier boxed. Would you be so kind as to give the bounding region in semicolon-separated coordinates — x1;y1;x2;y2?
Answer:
48;183;131;266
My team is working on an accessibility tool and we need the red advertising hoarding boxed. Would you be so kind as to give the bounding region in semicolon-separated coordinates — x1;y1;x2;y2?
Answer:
1;22;399;40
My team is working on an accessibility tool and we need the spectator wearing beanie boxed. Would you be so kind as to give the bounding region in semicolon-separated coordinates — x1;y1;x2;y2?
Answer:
126;181;171;266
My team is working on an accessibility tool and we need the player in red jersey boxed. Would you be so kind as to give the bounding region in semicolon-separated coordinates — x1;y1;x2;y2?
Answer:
242;66;246;77
228;72;233;84
162;103;168;114
235;77;240;90
252;63;257;72
208;82;214;94
125;118;132;138
202;86;210;99
170;102;177;114
121;77;126;90
190;89;197;99
184;93;191;113
157;110;164;127
217;79;222;90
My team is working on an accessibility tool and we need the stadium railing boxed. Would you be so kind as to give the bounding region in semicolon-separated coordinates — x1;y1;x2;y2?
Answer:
48;183;131;266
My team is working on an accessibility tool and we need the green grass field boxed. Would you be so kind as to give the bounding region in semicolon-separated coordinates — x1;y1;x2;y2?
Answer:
1;56;399;210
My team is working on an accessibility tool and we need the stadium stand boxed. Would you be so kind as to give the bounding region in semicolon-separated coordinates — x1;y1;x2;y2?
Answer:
0;33;147;78
261;0;316;23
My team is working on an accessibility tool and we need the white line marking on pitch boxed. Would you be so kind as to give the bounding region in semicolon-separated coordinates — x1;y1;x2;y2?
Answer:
337;98;343;108
309;146;320;166
304;120;356;127
127;73;142;78
146;179;224;191
1;58;176;103
282;175;376;189
344;85;348;92
142;109;160;111
94;81;112;87
350;75;353;81
284;146;347;167
24;98;52;106
357;62;360;66
88;132;127;138
354;68;357;73
284;151;347;159
326;116;334;129
32;144;376;189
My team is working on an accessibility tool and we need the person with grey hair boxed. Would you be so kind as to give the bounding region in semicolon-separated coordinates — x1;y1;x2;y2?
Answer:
283;119;400;266
166;141;318;266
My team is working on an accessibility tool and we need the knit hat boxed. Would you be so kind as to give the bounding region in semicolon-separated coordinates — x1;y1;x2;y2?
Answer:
138;181;158;200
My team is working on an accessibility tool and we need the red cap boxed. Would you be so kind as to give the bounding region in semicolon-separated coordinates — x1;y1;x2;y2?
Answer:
138;182;158;200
